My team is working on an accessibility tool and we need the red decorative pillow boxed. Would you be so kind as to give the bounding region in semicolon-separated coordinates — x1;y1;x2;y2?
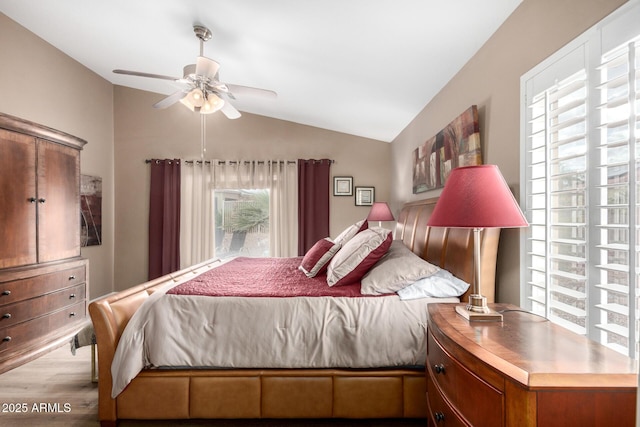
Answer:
299;238;341;278
327;227;393;287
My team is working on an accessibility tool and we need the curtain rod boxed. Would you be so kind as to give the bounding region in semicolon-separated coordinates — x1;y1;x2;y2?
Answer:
145;159;334;165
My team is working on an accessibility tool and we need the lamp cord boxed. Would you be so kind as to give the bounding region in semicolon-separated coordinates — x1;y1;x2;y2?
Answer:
498;309;549;320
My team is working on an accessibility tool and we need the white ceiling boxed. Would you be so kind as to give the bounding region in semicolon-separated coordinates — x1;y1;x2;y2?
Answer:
0;0;522;142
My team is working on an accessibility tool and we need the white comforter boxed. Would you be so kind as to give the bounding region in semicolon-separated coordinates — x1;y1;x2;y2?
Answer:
111;278;457;397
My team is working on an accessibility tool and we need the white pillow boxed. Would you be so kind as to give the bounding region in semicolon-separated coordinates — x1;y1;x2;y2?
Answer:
327;227;392;287
361;240;440;295
333;219;368;246
396;269;470;300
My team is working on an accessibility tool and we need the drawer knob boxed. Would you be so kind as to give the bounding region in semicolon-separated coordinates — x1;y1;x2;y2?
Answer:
2;337;11;343
434;363;446;374
434;412;445;422
2;313;11;319
69;312;76;318
28;197;37;203
69;293;76;299
68;275;76;280
1;290;10;296
38;198;46;203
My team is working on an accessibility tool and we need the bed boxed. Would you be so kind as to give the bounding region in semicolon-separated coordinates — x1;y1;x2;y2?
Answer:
89;197;500;426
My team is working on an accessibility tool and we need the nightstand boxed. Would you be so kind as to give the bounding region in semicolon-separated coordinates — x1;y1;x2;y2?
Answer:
426;303;637;427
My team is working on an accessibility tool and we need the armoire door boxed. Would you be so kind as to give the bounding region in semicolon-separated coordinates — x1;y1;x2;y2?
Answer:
0;129;37;268
36;139;81;263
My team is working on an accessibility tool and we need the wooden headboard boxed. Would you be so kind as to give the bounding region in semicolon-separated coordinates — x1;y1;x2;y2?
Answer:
394;197;500;303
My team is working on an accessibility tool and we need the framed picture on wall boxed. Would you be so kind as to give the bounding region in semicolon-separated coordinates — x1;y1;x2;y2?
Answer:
333;176;353;196
412;105;482;193
355;186;375;206
80;174;102;246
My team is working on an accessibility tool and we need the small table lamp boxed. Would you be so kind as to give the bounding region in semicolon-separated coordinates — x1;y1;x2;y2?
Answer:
427;165;528;321
367;202;395;227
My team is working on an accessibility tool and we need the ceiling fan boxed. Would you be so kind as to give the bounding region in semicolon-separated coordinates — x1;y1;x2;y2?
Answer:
113;25;276;119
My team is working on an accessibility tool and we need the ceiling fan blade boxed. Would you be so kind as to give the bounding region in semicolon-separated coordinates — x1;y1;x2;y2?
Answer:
225;84;277;99
220;100;241;119
153;90;189;109
113;69;180;81
195;57;220;80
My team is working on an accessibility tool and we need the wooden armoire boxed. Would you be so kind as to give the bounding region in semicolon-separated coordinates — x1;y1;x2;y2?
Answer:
0;112;88;373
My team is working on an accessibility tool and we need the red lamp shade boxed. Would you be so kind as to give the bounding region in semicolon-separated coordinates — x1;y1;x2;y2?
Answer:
366;202;395;222
427;165;528;229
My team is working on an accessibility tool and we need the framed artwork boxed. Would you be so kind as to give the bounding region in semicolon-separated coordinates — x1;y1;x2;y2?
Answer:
412;105;482;193
333;176;353;196
355;186;375;206
80;174;102;246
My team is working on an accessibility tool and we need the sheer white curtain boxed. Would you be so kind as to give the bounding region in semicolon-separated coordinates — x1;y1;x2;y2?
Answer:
180;161;215;269
180;159;298;267
267;161;298;257
212;160;298;257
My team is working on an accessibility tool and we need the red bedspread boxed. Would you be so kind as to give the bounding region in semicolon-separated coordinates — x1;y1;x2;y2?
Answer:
167;257;367;297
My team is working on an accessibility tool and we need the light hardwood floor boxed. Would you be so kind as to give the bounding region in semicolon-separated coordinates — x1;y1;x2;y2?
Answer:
0;344;98;426
0;343;425;427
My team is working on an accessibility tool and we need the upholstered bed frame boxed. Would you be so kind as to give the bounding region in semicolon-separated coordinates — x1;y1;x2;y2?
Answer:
89;197;500;426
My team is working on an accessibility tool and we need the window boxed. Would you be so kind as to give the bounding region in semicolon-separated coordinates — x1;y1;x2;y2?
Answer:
521;1;640;358
214;189;270;258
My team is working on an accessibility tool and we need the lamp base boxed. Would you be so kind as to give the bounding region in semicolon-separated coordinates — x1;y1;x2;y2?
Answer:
455;296;503;322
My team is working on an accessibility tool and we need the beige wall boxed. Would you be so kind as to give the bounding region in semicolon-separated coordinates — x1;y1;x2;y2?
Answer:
0;13;115;299
390;0;628;304
114;86;390;290
4;0;624;301
0;11;390;296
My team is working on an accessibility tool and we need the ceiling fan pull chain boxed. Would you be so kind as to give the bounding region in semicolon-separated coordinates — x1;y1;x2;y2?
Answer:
201;114;206;160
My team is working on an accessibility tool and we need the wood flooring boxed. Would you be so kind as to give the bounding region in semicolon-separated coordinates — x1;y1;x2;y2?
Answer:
0;344;97;426
0;344;425;427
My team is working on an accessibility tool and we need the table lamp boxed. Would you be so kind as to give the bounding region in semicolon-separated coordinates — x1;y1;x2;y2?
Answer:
366;202;395;227
427;165;528;321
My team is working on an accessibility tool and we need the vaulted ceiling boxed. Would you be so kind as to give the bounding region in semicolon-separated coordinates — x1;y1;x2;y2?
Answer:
0;0;522;142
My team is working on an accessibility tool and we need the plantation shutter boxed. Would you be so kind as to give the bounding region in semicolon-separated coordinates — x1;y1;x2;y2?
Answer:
523;57;589;335
594;39;640;355
521;0;640;358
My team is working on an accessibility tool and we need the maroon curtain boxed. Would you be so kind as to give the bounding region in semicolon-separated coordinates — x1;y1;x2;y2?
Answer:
298;159;331;255
148;159;181;280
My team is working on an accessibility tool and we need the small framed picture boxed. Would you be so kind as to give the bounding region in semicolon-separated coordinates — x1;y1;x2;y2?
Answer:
355;186;375;206
333;176;353;196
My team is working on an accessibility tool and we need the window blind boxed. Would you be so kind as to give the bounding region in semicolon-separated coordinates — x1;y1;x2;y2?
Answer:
521;0;640;358
594;40;639;355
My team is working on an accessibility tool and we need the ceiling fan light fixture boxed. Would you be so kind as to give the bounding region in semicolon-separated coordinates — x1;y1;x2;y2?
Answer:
113;25;275;119
181;88;205;108
201;93;224;114
180;88;206;111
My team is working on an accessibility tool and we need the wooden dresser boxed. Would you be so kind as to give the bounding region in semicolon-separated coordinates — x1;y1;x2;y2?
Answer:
426;303;638;427
0;113;88;374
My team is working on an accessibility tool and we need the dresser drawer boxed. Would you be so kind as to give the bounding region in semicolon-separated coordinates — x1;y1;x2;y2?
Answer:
0;266;85;306
0;301;85;355
0;283;85;328
427;369;468;427
427;330;504;427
